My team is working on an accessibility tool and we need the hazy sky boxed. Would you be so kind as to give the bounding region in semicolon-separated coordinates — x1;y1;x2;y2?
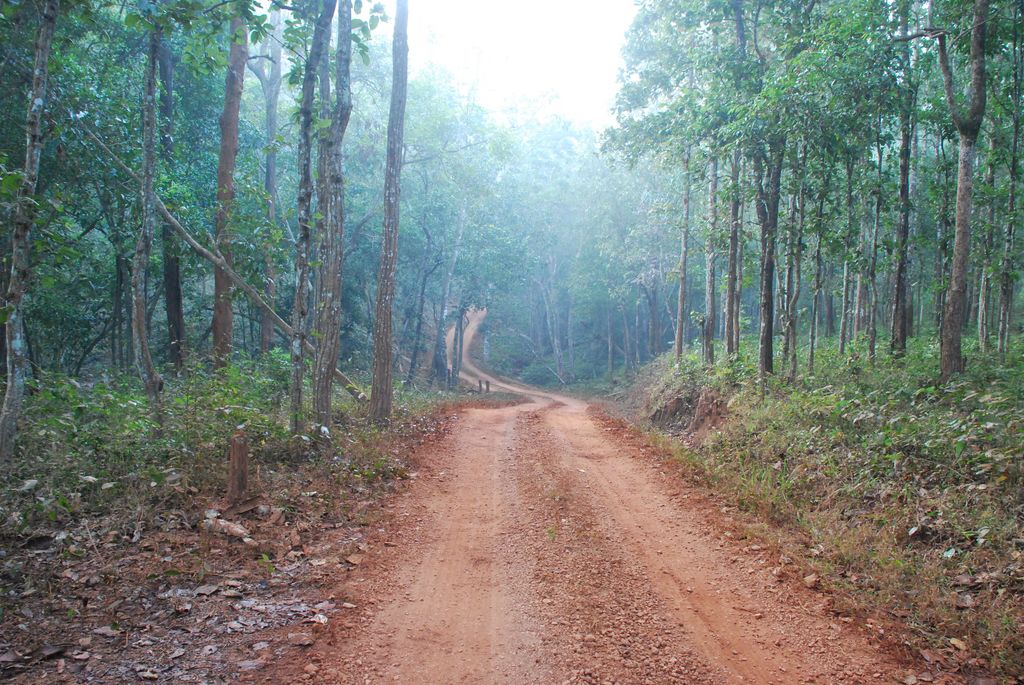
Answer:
382;0;638;130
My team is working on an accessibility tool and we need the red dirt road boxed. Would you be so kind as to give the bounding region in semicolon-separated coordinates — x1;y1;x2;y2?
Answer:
262;310;908;684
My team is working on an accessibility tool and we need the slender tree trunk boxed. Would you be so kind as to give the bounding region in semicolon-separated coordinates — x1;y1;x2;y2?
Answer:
824;263;836;338
645;279;659;358
290;0;336;433
211;16;248;368
634;296;643;366
607;305;614;380
942;134;980;378
733;189;744;353
935;136;952;332
809;235;823;375
0;0;59;461
703;155;718;366
112;253;123;367
539;273;565;382
998;1;1021;359
134;29;164;422
621;306;633;373
674;149;692;361
937;0;989;381
840;259;851;354
787;184;805;382
156;37;186;371
978;134;996;354
369;0;409;422
252;11;283;354
432;208;465;383
313;0;354;429
566;294;576;379
404;258;438;385
725;148;741;356
451;308;461;387
890;0;914;357
868;140;882;363
754;138;784;378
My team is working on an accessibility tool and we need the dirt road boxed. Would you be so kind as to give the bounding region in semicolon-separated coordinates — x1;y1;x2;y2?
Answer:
263;310;908;684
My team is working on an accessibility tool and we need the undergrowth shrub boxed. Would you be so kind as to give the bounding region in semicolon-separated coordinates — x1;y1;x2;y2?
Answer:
633;335;1024;674
0;352;447;536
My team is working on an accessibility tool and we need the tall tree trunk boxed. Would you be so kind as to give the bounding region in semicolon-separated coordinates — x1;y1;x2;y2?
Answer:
369;0;409;422
840;155;854;354
733;189;745;353
404;258;439;385
607;305;614;380
112;253;123;367
290;0;336;433
998;0;1022;359
674;149;692;361
211;16;248;368
539;271;565;382
937;0;989;381
725;148;741;356
978;134;996;353
854;211;868;340
156;37;186;371
868;139;883;363
890;0;915;357
754;138;784;379
251;10;283;354
645;278;659;358
840;260;852;354
313;0;354;429
134;29;164;422
935;136;952;332
432;208;465;384
452;306;465;387
566;295;576;379
809;234;823;375
621;306;633;373
634;296;643;365
0;0;59;461
787;179;806;382
703;155;718;366
824;263;836;338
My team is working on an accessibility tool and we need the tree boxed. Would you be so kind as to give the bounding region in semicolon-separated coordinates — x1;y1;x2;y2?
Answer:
248;9;284;355
890;0;917;357
133;26;164;422
674;149;691;361
935;0;989;381
290;0;336;433
312;0;354;430
0;0;61;461
703;154;718;366
997;0;1022;359
211;14;249;368
157;34;187;370
369;0;409;422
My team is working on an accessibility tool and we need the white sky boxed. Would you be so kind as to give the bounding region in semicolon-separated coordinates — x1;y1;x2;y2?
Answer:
383;0;638;130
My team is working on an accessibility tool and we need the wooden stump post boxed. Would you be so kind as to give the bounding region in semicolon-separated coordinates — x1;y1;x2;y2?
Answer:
485;380;490;393
478;379;483;392
227;431;249;504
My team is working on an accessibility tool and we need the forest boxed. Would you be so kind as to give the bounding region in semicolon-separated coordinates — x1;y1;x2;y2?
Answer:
0;0;1022;682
